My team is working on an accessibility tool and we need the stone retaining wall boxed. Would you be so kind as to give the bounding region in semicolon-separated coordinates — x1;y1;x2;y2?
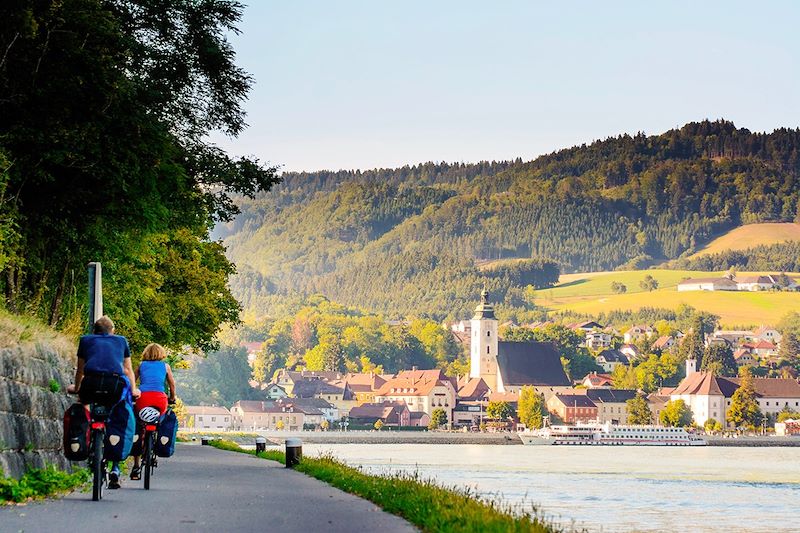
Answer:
0;344;75;478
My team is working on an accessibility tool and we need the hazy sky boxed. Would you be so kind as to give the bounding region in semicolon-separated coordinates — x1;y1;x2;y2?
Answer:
211;1;800;172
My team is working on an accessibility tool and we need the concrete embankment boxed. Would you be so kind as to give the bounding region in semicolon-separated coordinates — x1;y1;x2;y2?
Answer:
253;430;523;445
0;342;75;477
186;430;800;447
706;435;800;447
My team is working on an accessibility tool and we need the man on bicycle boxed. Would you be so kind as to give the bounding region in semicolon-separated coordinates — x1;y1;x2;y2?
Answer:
67;316;140;489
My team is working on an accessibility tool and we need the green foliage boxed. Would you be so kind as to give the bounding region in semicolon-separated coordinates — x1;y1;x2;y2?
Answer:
517;386;546;429
486;401;514;421
213;440;558;532
670;242;800;273
612;352;680;393
374;420;384;431
727;369;762;429
638;275;659;292
701;344;737;376
626;394;652;425
225;120;800;321
704;418;723;433
483;259;560;289
48;379;60;393
173;345;258;406
248;297;461;376
659;399;693;427
777;408;800;422
428;408;448;430
0;465;89;503
0;0;278;349
610;281;627;294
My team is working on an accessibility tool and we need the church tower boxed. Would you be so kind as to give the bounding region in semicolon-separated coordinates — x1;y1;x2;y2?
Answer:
470;289;499;391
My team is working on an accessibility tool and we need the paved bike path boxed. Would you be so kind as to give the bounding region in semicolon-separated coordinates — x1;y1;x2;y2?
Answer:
1;444;417;532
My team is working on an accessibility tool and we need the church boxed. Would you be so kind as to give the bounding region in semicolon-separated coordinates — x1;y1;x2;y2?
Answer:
468;290;570;393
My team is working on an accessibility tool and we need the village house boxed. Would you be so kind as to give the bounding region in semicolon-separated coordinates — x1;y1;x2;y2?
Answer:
546;394;598;424
452;376;490;427
183;405;233;431
230;401;272;430
619;343;642;361
624;325;654;344
348;401;410;427
741;340;779;358
292;378;358;416
595;349;629;372
272;369;345;396
753;325;782;345
711;330;754;346
374;368;457;422
733;349;758;367
279;397;339;423
582;372;615;388
585;331;613;350
670;361;800;427
652;335;676;352
585;389;637;425
409;411;431;427
264;383;288;400
343;372;389;405
647;391;672;424
677;277;738;292
736;275;779;291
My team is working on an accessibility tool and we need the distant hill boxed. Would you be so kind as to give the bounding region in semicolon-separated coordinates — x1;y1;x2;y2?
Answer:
222;120;800;320
687;223;800;258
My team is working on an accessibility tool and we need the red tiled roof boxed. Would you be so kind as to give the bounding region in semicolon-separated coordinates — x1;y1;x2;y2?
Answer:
672;372;800;398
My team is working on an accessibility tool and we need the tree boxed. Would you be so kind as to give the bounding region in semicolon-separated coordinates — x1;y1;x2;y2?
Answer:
610;281;627;294
320;419;330;430
428;408;447;430
517;386;546;429
627;394;652;425
777;408;800;422
373;420;384;431
727;369;762;429
639;275;659;292
172;397;188;427
172;345;258;406
322;338;346;372
659;399;693;427
486;401;514;421
703;418;722;433
701;344;737;376
0;0;279;346
276;420;285;430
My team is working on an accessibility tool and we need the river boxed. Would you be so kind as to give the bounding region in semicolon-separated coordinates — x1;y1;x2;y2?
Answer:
302;443;799;533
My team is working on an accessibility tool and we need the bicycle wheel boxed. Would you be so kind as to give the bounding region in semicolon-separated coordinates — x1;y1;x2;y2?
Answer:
143;431;152;490
91;430;104;501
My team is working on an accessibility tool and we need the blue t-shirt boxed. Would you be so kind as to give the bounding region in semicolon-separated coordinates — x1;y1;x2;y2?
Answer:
77;334;130;375
139;360;167;393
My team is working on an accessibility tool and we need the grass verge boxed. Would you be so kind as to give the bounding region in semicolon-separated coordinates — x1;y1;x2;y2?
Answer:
209;439;562;533
0;465;89;504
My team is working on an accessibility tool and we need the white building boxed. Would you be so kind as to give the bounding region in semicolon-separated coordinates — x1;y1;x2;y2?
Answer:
677;277;738;292
184;405;233;430
585;331;612;350
623;325;654;344
753;326;782;345
670;360;800;427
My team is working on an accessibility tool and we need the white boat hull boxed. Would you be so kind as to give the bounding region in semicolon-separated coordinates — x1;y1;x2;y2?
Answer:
518;423;707;446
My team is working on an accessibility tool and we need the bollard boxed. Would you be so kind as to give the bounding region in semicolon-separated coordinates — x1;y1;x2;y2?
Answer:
285;438;302;468
255;437;267;453
201;437;210;446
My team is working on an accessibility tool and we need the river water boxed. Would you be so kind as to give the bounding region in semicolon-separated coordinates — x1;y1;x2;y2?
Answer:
302;443;799;533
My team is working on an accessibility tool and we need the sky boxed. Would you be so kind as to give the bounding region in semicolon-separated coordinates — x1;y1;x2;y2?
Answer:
211;1;800;173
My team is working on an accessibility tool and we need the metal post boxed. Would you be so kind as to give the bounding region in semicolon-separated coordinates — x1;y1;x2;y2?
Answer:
87;262;103;331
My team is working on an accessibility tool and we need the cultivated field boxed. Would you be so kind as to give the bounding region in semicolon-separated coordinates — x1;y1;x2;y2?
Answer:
688;222;800;258
534;269;800;326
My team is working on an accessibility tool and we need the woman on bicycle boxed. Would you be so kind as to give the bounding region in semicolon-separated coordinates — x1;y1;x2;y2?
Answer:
130;343;176;481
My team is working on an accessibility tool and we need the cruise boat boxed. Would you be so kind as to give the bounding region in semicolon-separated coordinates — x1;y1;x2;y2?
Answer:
518;422;707;446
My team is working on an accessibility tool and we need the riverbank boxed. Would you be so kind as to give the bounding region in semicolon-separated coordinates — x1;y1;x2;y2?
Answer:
180;429;800;446
209;439;563;533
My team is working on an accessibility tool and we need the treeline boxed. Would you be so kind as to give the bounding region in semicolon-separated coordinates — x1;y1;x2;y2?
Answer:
225;120;800;322
668;242;800;272
249;296;467;382
0;1;278;351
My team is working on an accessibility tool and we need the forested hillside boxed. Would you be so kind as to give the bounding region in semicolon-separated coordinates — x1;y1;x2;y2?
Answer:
223;120;800;320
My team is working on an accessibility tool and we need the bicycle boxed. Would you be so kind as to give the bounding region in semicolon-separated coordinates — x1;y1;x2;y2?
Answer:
87;403;110;501
137;406;162;490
